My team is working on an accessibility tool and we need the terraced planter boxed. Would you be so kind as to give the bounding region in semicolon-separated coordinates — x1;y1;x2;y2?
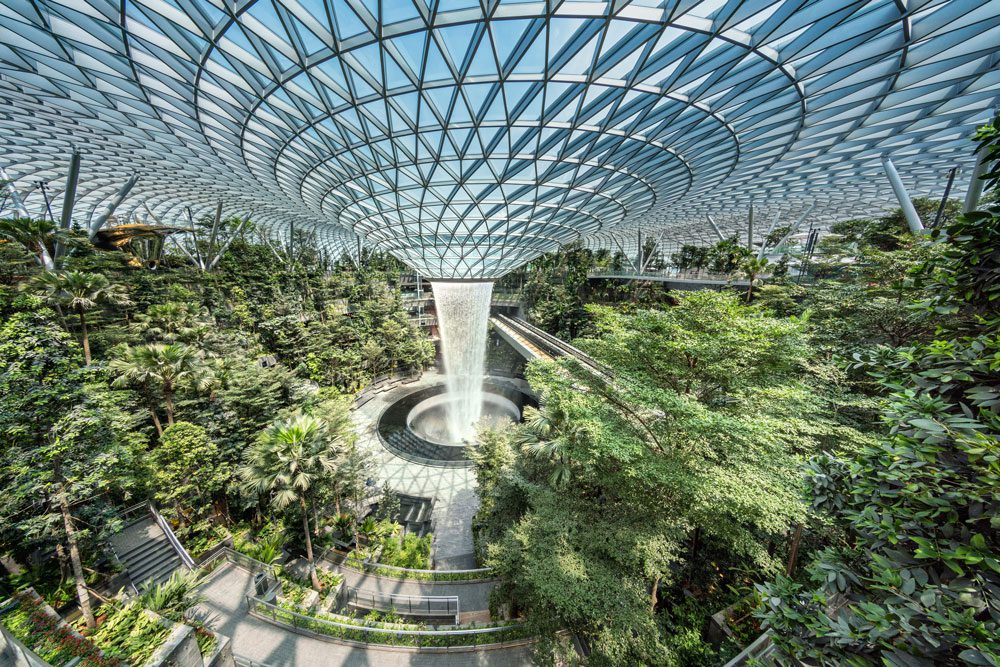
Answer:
322;547;495;582
247;596;532;649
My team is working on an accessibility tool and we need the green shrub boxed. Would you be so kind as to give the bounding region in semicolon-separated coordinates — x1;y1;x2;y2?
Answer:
89;602;171;666
1;595;116;667
378;532;432;569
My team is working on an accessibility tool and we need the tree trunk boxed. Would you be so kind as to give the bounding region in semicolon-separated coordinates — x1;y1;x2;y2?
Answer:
786;523;803;576
685;527;701;586
650;575;661;613
149;402;163;436
300;496;321;590
59;487;95;629
55;543;69;587
78;309;91;366
312;497;319;536
164;388;175;426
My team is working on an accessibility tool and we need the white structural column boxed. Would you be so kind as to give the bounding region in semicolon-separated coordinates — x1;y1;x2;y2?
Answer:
963;146;989;213
0;165;30;217
89;173;140;238
881;156;924;233
60;149;81;229
706;214;725;241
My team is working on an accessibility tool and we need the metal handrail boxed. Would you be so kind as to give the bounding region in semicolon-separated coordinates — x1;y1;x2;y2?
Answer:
149;503;196;569
198;547;280;591
341;586;459;624
722;631;777;666
588;268;740;281
248;595;521;638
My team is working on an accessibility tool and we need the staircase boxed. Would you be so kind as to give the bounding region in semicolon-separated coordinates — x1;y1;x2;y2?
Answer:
109;508;192;591
397;494;434;537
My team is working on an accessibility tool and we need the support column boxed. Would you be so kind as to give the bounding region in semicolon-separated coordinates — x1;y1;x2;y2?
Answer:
963;146;988;214
637;230;643;271
881;156;924;234
769;203;815;257
60;149;81;230
89;173;139;238
55;149;82;264
747;203;754;251
932;167;958;228
0;166;30;218
706;214;725;241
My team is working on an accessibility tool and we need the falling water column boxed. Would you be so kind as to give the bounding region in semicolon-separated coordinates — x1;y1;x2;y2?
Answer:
430;280;494;444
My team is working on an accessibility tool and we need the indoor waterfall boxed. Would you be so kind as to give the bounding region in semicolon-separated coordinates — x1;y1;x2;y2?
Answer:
431;280;494;443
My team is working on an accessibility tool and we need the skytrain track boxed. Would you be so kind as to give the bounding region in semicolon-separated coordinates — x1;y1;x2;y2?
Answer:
492;314;613;382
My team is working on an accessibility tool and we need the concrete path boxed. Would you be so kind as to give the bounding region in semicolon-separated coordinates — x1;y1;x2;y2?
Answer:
194;562;534;667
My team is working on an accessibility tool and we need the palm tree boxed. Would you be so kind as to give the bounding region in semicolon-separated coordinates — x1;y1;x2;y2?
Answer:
739;256;770;302
241;414;345;590
514;402;586;489
0;217;64;270
131;301;212;344
32;270;131;365
109;343;201;428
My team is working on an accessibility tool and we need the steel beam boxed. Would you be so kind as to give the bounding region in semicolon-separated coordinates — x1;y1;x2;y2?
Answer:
881;156;924;234
932;167;958;228
767;204;815;259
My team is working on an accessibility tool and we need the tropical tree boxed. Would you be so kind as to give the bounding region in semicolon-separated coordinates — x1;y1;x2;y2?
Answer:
514;402;587;489
32;270;131;365
150;422;224;526
0;217;64;270
0;312;143;630
739;256;769;302
758;112;1000;667
130;301;213;344
240;414;346;590
109;343;204;428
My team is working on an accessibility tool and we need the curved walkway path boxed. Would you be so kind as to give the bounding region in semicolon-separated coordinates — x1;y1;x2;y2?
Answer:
195;562;533;667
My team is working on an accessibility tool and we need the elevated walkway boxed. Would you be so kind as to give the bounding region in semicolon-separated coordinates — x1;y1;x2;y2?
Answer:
490;315;611;382
490;315;553;361
589;269;751;289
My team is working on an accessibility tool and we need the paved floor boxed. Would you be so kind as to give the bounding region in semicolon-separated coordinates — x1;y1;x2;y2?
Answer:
195;562;534;667
352;370;480;566
353;370;534;569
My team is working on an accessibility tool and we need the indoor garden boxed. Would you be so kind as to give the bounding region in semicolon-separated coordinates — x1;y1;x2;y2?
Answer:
1;1;998;666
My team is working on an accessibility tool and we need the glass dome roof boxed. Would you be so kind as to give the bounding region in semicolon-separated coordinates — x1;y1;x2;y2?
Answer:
1;0;998;277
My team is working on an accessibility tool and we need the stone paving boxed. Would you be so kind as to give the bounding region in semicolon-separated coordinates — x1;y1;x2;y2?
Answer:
195;562;534;666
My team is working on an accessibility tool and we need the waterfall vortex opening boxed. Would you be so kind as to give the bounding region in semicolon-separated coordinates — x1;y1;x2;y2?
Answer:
430;280;493;443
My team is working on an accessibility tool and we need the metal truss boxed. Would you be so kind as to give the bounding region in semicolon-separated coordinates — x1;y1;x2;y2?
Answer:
1;0;998;278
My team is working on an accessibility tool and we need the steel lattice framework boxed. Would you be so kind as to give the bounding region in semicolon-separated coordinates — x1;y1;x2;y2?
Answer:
1;0;998;278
